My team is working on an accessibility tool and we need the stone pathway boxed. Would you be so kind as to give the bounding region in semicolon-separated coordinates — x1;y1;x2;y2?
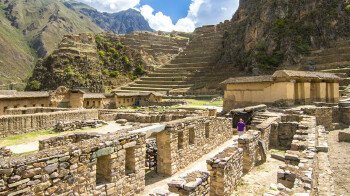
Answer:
7;122;132;154
328;130;350;196
141;136;238;195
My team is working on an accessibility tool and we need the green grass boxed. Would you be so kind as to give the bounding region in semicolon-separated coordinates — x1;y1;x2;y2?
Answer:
270;149;286;156
0;129;55;147
178;98;223;107
0;125;107;147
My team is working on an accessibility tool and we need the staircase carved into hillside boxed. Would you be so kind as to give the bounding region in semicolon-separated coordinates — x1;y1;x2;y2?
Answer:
301;40;350;94
114;23;234;95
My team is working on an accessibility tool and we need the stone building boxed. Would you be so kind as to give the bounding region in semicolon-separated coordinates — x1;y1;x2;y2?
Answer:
0;90;51;115
222;70;341;112
115;92;163;107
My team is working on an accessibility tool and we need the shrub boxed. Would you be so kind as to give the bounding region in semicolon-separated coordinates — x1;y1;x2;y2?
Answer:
346;4;350;11
116;42;124;49
109;70;120;78
102;69;109;75
98;51;105;58
28;80;41;91
64;66;75;76
133;64;146;76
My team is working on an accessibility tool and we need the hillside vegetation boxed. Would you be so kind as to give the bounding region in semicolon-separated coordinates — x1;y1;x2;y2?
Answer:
27;33;146;92
220;0;350;74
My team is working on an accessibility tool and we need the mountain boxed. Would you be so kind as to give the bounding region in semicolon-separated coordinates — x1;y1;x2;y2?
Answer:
0;0;153;87
64;1;153;34
219;0;350;74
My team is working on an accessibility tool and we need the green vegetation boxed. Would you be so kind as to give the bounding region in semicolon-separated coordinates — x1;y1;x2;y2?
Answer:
0;129;55;147
346;4;350;11
27;80;41;91
253;41;284;70
173;98;223;107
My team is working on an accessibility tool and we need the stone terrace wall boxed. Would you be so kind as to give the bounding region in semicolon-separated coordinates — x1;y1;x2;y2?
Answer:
302;107;334;131
0;133;146;196
157;117;232;175
38;133;101;150
99;109;209;123
168;171;210;196
0;109;98;138
207;146;243;196
4;107;73;115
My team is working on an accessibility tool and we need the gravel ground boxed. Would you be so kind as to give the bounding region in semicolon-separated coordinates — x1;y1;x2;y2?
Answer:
328;130;350;196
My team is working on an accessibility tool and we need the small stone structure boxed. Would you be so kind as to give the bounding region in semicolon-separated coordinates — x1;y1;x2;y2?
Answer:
168;171;210;196
53;119;105;132
238;130;261;173
0;109;98;137
156;117;232;175
207;146;243;196
339;129;350;142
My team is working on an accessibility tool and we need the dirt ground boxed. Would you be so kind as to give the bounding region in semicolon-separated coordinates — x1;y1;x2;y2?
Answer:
328;130;350;196
232;155;282;196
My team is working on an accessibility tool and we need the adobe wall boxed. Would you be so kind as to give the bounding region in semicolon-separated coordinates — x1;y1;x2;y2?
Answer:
0;133;146;195
0;97;50;116
156;117;232;175
0;109;98;138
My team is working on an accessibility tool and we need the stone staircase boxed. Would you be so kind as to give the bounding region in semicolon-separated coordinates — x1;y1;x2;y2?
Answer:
114;24;234;95
301;40;350;94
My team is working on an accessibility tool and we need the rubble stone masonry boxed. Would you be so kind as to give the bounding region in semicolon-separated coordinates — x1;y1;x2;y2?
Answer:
0;133;146;195
207;146;243;196
0;109;98;138
168;171;210;196
156;117;232;175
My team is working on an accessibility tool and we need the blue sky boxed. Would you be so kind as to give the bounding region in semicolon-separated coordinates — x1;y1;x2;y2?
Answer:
76;0;239;32
140;0;191;23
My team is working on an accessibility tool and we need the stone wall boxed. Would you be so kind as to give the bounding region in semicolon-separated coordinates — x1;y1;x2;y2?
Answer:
0;109;98;138
156;117;232;175
0;147;12;158
302;107;334;131
99;109;209;123
0;133;146;195
207;146;243;196
168;171;210;196
4;107;72;115
238;130;260;173
38;133;101;150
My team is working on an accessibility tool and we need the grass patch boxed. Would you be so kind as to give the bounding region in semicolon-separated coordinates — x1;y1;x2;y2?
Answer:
0;129;55;147
178;98;223;107
270;149;286;156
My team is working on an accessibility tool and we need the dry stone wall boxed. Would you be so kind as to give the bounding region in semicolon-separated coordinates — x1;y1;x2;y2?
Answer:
168;171;210;196
156;117;232;175
0;133;146;195
38;133;101;150
207;146;243;196
4;107;72;115
238;130;260;174
0;109;98;138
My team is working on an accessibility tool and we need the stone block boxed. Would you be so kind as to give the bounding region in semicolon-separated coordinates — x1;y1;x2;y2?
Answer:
339;130;350;142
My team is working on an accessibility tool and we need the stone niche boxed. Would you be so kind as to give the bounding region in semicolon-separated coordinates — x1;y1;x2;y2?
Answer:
207;146;243;196
156;116;232;175
168;171;210;196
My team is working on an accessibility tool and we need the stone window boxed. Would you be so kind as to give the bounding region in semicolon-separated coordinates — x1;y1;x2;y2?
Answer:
87;101;90;106
189;127;195;145
93;101;96;106
127;99;130;103
131;98;134;102
205;123;210;139
24;105;27;108
178;131;184;149
14;105;18;108
125;147;136;175
96;155;112;185
33;104;36;107
41;104;44;107
3;107;7;112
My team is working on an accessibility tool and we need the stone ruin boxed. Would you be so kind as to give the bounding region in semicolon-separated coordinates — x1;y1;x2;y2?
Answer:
0;103;349;195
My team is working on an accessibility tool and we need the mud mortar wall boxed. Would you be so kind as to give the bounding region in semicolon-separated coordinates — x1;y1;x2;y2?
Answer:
0;110;99;138
0;133;146;195
156;117;232;175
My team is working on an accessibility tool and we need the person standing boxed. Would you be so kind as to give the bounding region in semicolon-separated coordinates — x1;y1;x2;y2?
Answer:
237;118;246;136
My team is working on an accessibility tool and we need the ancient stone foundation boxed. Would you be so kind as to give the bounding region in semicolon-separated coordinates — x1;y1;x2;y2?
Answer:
168;171;210;196
0;109;98;138
207;147;243;196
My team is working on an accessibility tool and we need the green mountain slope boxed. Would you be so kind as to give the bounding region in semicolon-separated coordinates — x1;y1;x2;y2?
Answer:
0;5;35;84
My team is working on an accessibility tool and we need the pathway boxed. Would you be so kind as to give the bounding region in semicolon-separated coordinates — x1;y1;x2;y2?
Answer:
141;136;238;195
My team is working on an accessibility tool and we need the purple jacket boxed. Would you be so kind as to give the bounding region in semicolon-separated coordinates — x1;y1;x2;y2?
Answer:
237;122;245;132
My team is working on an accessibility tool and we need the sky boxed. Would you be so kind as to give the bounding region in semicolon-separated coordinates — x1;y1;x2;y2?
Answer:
75;0;239;32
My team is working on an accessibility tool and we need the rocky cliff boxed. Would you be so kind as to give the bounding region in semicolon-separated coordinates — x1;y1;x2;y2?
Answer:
220;0;350;74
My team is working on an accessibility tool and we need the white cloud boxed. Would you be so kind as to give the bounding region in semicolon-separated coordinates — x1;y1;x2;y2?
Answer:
76;0;239;32
76;0;140;13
